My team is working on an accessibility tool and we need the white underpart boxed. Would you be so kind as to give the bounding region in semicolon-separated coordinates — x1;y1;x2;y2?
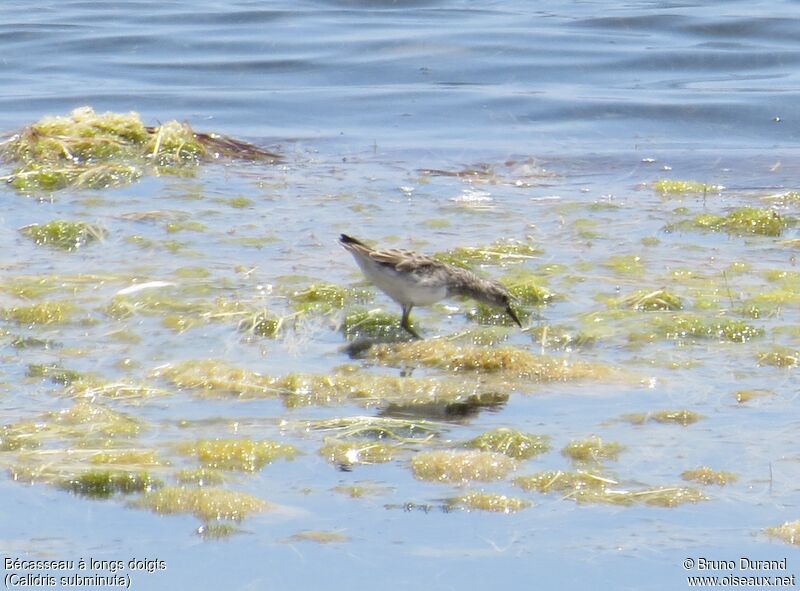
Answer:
354;257;447;306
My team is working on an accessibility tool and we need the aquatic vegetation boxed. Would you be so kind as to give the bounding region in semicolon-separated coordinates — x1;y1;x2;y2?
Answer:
647;314;763;343
449;326;511;347
6;301;76;325
60;470;160;498
197;523;243;539
513;470;706;507
66;380;172;401
670;208;787;237
506;276;554;306
319;440;399;466
292;372;508;409
43;402;143;440
447;491;531;513
410;450;517;484
368;341;614;383
175;468;225;486
513;470;612;494
341;308;407;339
89;450;164;466
27;363;83;385
132;486;268;521
154;360;278;397
333;483;391;498
652;179;722;195
765;521;800;546
757;347;800;368
20;220;106;250
465;302;531;326
291;282;372;315
164;220;207;234
732;389;772;404
603;254;645;276
301;416;442;442
619;410;703;426
434;240;540;268
529;326;597;351
466;428;550;460
681;466;737;486
238;312;282;338
179;438;296;472
286;530;349;544
106;293;255;333
0;106;280;192
617;289;683;311
562;436;622;463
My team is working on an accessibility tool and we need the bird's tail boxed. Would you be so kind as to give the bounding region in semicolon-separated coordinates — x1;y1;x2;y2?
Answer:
339;234;369;248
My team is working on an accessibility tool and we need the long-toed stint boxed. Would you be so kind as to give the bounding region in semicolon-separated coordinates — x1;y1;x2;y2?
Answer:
339;234;522;338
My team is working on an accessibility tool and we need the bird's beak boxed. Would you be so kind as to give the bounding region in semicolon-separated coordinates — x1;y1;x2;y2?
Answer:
505;305;523;328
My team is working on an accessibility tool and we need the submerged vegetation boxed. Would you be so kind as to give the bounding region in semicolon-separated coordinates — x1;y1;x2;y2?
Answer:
0;107;280;192
20;220;106;250
132;486;267;521
466;428;550;459
447;491;531;513
367;341;615;383
514;470;706;507
652;179;722;195
410;450;518;484
667;207;788;237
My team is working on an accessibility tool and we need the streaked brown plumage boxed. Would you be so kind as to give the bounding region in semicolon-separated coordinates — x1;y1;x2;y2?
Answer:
339;234;521;338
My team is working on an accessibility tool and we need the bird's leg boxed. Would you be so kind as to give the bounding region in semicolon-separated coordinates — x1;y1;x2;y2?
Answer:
505;305;523;328
401;304;421;339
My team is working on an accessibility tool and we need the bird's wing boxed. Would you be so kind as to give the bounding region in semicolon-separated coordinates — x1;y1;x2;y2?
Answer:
369;249;444;272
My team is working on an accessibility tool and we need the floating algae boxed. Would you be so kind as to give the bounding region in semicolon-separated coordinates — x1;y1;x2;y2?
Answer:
668;208;788;237
434;239;540;268
410;450;517;484
446;490;531;513
20;220;106;250
562;436;623;463
6;301;76;325
89;450;165;466
466;428;550;460
616;289;683;312
132;486;268;521
341;308;409;340
603;254;645;276
60;470;160;498
301;416;442;442
513;470;613;494
765;521;800;546
0;106;280;192
178;438;296;472
154;360;278;397
652;179;722;196
681;466;737;486
286;530;350;544
757;347;800;368
368;341;613;383
733;389;773;404
319;440;399;466
291;282;373;315
529;325;597;351
175;468;226;487
618;409;704;426
27;363;83;385
197;523;244;539
513;470;706;507
466;302;532;326
644;314;762;343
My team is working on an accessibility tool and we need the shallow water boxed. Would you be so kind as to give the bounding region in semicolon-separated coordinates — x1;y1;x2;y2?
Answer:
2;1;800;590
